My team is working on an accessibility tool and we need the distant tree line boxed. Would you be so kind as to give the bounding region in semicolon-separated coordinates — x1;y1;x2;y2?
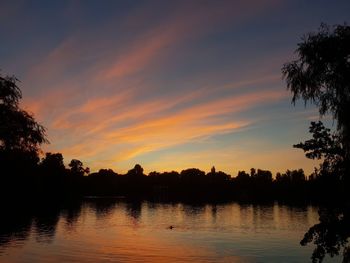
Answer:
0;69;348;203
0;150;344;203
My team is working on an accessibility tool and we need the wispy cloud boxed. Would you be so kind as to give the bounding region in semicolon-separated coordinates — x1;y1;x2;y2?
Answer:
10;0;300;173
43;84;287;171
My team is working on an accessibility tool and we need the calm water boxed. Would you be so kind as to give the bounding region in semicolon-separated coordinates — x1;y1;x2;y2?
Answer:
0;199;339;262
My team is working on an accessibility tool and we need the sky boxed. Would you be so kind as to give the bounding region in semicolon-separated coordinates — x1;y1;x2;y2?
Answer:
1;0;349;175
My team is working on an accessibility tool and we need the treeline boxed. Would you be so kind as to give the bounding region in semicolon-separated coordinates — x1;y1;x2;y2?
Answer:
0;150;345;203
0;72;347;204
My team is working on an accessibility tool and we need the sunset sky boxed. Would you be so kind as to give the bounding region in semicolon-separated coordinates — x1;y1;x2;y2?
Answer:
1;0;349;175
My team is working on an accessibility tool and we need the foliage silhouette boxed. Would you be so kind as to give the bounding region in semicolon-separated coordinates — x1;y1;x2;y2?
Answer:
69;159;89;177
282;23;350;161
283;23;350;262
294;121;346;183
0;73;48;195
127;164;145;177
300;207;350;263
275;169;305;183
40;153;66;176
0;74;48;153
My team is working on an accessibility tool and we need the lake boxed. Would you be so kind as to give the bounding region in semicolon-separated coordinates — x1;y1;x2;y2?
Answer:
0;199;339;262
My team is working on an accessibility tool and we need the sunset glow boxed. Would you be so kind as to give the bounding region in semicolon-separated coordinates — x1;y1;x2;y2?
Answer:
1;0;349;175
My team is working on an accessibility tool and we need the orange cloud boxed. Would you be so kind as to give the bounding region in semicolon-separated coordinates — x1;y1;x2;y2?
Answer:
22;87;75;120
18;0;288;173
46;85;287;173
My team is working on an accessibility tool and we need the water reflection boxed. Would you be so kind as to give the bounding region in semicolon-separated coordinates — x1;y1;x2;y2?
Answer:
0;211;32;248
126;201;142;221
301;207;350;263
33;213;59;243
87;198;117;219
0;200;344;262
61;202;82;232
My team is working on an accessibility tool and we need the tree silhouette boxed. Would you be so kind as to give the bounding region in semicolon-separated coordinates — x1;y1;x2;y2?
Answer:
91;168;117;177
0;74;48;153
69;159;89;177
282;23;350;159
126;164;144;177
283;23;349;184
1;73;48;186
180;168;205;179
300;207;350;263
236;170;250;182
276;169;305;183
294;121;345;182
40;153;66;177
283;23;350;263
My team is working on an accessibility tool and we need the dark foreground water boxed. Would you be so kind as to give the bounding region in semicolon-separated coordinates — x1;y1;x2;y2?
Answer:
0;199;339;262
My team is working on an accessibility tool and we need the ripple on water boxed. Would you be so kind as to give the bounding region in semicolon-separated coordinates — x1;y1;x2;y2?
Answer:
0;201;339;263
